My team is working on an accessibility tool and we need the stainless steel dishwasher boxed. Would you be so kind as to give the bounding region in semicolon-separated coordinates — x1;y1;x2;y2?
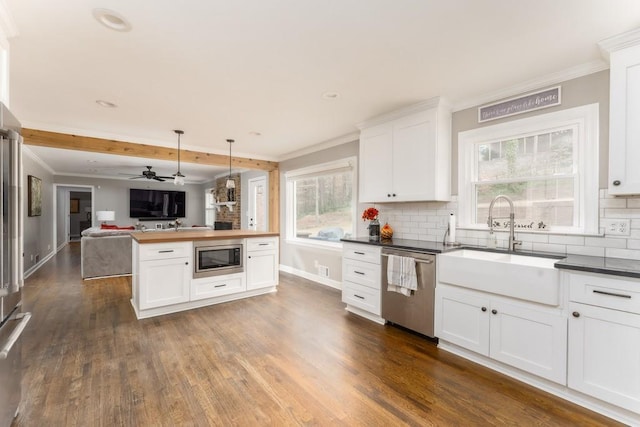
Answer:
381;247;436;337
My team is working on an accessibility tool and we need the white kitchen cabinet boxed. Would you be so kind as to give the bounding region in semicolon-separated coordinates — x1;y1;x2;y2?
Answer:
436;284;567;384
602;31;640;195
342;243;383;323
136;242;191;310
358;98;451;203
246;237;279;290
191;273;245;301
567;271;640;414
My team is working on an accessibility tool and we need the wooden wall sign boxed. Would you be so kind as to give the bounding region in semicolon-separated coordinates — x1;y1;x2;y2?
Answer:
478;86;561;123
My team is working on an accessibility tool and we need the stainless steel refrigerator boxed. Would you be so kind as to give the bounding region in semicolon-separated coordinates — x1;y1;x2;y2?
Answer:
0;103;29;427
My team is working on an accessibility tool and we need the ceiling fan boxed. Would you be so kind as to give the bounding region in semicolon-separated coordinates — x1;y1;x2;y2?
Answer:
129;166;174;182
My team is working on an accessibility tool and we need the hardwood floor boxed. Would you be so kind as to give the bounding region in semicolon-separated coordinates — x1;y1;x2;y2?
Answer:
15;243;620;426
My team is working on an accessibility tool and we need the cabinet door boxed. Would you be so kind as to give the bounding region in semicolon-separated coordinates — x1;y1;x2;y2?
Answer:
359;123;393;203
435;285;490;356
568;302;640;413
490;300;567;384
609;44;640;195
246;250;278;290
392;110;436;202
139;258;190;309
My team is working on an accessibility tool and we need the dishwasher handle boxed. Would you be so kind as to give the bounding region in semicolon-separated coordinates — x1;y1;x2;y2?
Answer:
0;312;32;360
381;253;433;264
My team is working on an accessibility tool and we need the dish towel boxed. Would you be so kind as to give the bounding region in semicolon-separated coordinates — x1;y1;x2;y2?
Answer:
387;255;418;296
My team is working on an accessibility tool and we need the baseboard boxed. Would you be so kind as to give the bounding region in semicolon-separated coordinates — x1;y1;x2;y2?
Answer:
279;264;342;290
23;250;56;279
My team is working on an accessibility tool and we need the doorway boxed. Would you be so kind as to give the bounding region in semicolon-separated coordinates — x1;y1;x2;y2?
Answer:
247;177;267;231
53;185;94;249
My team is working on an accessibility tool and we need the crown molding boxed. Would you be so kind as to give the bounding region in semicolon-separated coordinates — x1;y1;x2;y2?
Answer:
598;28;640;61
278;131;359;161
22;145;55;175
356;96;450;129
451;60;608;112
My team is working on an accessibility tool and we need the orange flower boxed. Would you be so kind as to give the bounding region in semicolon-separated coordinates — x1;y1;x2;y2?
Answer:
361;207;379;221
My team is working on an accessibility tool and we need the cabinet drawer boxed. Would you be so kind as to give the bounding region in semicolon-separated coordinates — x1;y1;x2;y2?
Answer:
342;281;381;315
569;272;640;314
343;258;380;290
246;237;279;252
343;243;381;264
139;242;191;261
191;273;245;301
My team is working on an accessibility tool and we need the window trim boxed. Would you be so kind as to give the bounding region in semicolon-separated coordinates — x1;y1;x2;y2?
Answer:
458;103;599;235
285;156;357;248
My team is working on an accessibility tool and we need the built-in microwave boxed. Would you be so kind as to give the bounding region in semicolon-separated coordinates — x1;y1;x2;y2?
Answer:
193;239;243;278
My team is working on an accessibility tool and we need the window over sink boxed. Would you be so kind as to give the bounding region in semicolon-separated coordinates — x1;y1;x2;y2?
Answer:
458;104;599;234
285;157;356;247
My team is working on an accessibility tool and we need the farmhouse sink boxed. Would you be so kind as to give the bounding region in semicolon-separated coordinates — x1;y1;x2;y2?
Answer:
438;249;561;306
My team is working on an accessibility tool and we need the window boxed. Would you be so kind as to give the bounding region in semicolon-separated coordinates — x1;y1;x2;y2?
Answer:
204;188;216;226
458;104;599;234
286;157;356;245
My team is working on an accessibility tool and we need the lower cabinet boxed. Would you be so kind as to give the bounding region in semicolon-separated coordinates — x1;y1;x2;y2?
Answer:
246;237;279;290
436;284;567;384
138;257;191;310
191;273;245;301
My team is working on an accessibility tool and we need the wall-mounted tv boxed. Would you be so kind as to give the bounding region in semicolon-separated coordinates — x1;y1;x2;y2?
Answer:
129;188;186;220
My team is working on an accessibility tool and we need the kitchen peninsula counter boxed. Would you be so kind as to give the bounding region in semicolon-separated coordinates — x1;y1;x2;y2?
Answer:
132;229;279;244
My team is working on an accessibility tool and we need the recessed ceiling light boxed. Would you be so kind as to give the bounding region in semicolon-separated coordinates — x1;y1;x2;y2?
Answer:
249;131;262;136
96;100;117;108
322;91;340;100
92;8;132;32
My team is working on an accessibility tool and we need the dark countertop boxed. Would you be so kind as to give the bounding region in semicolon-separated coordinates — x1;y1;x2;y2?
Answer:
341;237;640;279
555;254;640;279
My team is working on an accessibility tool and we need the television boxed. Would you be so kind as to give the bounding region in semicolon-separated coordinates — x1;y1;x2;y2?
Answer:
129;188;186;220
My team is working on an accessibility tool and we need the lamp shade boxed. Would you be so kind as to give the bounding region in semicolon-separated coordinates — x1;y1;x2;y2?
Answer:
96;210;115;221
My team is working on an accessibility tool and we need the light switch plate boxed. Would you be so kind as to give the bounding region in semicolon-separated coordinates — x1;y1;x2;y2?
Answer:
603;219;630;236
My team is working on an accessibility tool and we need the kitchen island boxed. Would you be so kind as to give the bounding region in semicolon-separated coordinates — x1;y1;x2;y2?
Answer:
131;229;279;319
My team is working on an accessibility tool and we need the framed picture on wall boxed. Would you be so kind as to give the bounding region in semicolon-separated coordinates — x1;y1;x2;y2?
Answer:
70;198;79;213
28;175;42;217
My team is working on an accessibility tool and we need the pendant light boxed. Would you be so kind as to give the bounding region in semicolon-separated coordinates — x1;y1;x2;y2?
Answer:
225;139;235;202
173;129;185;186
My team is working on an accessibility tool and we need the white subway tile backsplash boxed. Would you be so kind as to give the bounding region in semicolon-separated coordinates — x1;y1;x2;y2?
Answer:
606;248;640;259
600;198;627;208
532;243;567;254
604;208;640;218
566;245;605;257
627;198;640;208
627;239;640;250
548;235;585;246
585;237;627;248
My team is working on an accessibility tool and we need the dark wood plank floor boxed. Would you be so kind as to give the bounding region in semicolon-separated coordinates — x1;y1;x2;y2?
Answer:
14;243;620;426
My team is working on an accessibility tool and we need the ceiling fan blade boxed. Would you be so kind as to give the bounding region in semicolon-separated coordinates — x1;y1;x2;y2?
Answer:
129;176;145;179
153;177;166;182
156;175;174;179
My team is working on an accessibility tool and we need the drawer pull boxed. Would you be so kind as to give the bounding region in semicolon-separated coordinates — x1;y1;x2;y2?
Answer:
354;251;366;255
572;311;580;318
214;284;227;288
354;294;365;300
158;250;174;253
258;243;270;246
592;289;631;299
481;307;487;312
491;309;498;315
354;271;365;275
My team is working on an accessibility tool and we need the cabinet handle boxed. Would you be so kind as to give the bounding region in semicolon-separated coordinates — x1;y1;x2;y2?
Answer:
592;289;631;299
354;271;365;275
354;251;365;255
158;250;174;253
572;311;580;318
612;180;621;186
258;243;270;246
481;307;487;312
491;309;497;315
354;294;365;299
248;256;252;259
387;194;391;197
214;284;227;288
392;193;396;197
185;262;188;265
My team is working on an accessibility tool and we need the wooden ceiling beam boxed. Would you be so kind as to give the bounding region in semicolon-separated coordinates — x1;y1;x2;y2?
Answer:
22;128;279;172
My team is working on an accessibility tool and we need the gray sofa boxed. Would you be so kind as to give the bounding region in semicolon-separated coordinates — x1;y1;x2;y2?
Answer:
81;228;134;279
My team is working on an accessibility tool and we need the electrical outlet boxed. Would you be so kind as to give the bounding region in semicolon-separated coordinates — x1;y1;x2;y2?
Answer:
604;219;630;236
318;265;329;277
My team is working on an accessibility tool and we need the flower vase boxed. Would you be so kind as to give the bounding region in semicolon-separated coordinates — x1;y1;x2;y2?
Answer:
368;219;380;241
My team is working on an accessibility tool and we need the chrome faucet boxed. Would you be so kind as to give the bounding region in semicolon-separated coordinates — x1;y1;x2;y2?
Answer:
487;195;522;252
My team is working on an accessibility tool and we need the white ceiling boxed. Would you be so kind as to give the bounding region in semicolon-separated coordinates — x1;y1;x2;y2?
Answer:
5;1;640;178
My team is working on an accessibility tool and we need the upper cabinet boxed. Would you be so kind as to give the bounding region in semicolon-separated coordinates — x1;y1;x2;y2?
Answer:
601;29;640;195
357;97;451;203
